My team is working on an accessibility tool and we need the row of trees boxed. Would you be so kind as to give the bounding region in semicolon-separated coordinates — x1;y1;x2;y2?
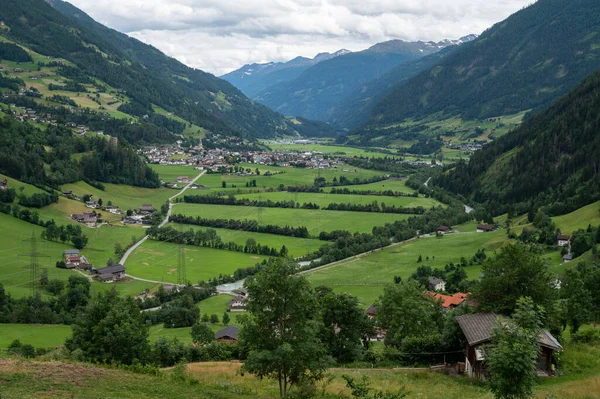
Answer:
183;194;319;210
329;187;419;198
169;214;311;238
323;201;426;215
147;225;290;258
42;223;89;249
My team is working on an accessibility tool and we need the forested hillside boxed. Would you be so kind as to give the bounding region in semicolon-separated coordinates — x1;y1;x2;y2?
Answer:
435;67;600;216
0;0;334;140
366;0;600;129
253;40;458;122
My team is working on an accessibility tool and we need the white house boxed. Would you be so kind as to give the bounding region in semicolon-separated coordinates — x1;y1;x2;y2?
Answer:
428;277;446;292
557;235;570;247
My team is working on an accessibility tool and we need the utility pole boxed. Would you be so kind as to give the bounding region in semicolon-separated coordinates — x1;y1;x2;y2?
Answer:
19;233;49;295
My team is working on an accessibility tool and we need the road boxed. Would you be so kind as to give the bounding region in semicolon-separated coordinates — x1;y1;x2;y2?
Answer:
119;170;206;271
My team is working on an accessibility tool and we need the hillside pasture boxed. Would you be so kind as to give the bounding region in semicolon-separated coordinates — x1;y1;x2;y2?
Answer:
60;181;174;212
148;164;200;183
175;203;411;235
322;178;416;194
0;173;49;197
264;143;398;158
306;230;510;305
124;239;269;284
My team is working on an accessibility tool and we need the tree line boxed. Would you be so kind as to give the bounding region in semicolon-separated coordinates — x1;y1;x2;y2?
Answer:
182;194;319;210
169;213;311;238
330;186;419;198
147;225;290;258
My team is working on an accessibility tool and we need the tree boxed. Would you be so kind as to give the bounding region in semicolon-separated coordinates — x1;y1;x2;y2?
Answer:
39;269;49;287
210;314;219;324
65;290;150;365
486;297;543;399
201;313;209;322
474;244;556;315
191;322;215;344
222;181;226;188
222;312;230;326
561;271;593;334
98;198;103;206
71;234;88;250
377;280;443;347
318;292;368;363
239;259;330;398
45;279;65;296
114;242;123;257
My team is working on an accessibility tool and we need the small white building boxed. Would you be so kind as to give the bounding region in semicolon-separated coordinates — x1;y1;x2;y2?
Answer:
557;235;570;247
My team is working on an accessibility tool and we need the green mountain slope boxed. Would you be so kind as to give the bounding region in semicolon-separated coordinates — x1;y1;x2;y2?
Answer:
253;39;464;122
435;67;600;216
327;46;459;131
366;0;600;130
0;0;334;139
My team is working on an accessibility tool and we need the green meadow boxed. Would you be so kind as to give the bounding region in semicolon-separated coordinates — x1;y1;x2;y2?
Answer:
169;223;324;258
124;239;269;284
0;324;71;349
175;203;410;235
195;163;386;193
264;143;397;158
322;178;416;194
551;200;600;234
235;190;442;209
148;164;201;182
306;229;511;306
0;173;49;197
60;180;174;211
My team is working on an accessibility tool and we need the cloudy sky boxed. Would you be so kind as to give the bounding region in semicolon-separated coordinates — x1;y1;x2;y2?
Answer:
66;0;533;76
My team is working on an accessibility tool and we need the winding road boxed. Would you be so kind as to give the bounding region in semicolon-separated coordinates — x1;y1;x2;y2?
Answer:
120;170;206;275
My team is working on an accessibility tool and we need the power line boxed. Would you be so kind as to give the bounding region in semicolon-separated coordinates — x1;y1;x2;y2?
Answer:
18;233;50;295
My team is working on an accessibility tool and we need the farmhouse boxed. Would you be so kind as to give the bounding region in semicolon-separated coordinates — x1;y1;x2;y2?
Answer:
215;326;239;343
93;264;126;282
456;313;562;379
427;277;446;292
63;250;91;270
562;254;573;263
176;176;190;183
71;212;97;227
140;204;155;213
436;226;451;234
365;304;378;319
476;224;498;233
557;235;570;247
228;295;247;312
428;292;468;310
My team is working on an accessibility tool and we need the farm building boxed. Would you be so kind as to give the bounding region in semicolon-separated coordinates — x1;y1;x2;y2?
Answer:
456;313;562;379
436;226;452;234
93;264;126;282
476;224;498;233
228;295;247;312
366;304;377;319
428;277;446;292
557;235;570;247
215;326;239;343
427;292;468;310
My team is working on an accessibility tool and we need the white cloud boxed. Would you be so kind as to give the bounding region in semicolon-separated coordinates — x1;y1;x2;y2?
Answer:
66;0;534;75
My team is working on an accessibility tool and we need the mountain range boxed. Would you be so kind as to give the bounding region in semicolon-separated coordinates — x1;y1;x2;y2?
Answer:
224;37;477;125
0;0;336;140
361;0;600;135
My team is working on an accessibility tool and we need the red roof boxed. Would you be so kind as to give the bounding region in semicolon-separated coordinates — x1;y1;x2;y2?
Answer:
428;291;469;308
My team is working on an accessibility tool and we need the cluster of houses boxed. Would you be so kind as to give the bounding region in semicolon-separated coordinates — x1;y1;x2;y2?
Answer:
63;249;91;270
446;142;485;153
122;204;155;225
435;223;500;235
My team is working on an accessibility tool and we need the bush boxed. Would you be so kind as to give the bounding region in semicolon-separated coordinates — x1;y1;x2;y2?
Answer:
21;344;36;358
571;329;600;344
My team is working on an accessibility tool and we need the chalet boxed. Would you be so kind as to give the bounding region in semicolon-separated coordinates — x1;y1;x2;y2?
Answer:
93;264;126;282
436;226;451;234
176;176;190;184
62;190;73;196
85;201;98;209
215;326;239;343
476;224;498;233
428;277;446;292
140;204;154;213
366;304;378;319
557;235;570;247
428;292;468;310
228;295;247;312
71;213;97;226
104;205;119;214
456;313;562;379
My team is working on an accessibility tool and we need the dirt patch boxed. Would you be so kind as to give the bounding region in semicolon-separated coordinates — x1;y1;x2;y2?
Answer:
0;359;108;387
251;256;260;259
166;268;177;275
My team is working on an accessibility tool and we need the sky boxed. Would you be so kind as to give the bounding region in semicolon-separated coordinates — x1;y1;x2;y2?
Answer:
66;0;534;76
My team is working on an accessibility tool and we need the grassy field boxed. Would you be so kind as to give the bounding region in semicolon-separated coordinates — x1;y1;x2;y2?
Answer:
551;200;600;234
264;143;398;158
148;164;201;183
175;203;410;235
0;174;49;197
235;191;441;209
322;178;416;194
60;181;174;211
194;163;386;194
125;240;269;284
306;229;510;306
0;324;71;349
169;223;324;258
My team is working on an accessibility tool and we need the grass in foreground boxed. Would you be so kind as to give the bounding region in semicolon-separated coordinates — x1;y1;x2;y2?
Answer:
0;324;71;349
